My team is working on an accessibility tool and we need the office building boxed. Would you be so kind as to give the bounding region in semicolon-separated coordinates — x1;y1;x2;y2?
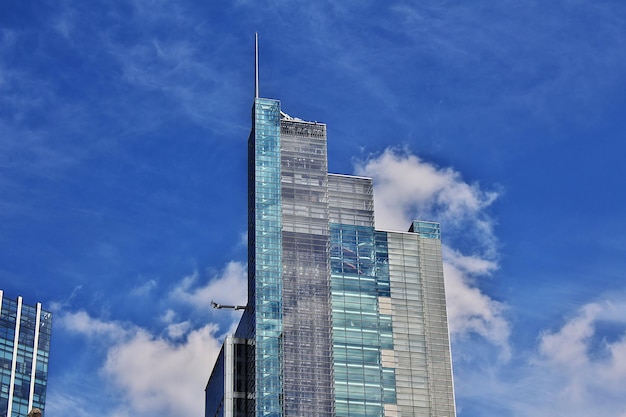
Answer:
0;291;52;417
205;42;456;417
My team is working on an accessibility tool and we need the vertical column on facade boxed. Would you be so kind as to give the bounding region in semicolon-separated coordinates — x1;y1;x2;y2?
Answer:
280;118;334;417
373;231;398;417
387;232;433;416
7;296;22;417
27;303;42;411
253;98;284;417
419;236;456;417
224;337;234;417
34;310;52;413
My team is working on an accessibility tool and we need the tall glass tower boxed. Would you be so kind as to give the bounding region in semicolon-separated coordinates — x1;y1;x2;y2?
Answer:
205;42;456;417
0;291;52;417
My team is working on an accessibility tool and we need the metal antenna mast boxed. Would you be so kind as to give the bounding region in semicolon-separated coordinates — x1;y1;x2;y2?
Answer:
255;33;259;98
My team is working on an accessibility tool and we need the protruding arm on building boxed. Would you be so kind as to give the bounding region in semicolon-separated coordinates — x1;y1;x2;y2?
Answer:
211;300;247;311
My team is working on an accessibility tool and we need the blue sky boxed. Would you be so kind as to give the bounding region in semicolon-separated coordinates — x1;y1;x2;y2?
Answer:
2;1;626;416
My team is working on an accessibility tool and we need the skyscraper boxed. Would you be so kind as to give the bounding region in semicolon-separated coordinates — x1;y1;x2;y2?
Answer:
0;291;52;417
205;40;456;417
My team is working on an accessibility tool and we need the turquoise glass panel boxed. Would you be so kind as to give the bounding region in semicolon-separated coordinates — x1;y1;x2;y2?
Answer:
253;98;283;417
409;220;441;240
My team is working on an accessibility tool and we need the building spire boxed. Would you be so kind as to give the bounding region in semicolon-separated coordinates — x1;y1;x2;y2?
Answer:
255;33;259;98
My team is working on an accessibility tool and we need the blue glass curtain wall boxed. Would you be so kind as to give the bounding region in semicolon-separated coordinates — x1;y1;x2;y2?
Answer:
330;224;397;417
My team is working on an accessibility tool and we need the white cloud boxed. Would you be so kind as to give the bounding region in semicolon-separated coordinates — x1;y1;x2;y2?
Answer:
444;260;510;360
165;320;192;339
537;301;626;381
456;300;626;417
103;324;221;416
160;308;176;324
131;278;158;296
443;246;497;276
602;334;626;382
355;148;499;255
539;302;601;367
59;310;131;341
53;260;247;417
355;151;626;415
451;298;626;417
528;300;626;416
355;148;509;357
58;309;223;417
171;261;247;309
239;230;248;247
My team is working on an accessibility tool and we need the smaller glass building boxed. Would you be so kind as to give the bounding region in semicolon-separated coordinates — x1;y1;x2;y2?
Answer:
0;291;52;417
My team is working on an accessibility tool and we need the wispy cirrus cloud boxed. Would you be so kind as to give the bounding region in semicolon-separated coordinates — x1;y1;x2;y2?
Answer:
388;2;626;133
86;1;247;132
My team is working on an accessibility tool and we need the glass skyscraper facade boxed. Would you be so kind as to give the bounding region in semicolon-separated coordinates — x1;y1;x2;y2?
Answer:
205;95;456;417
0;291;52;417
